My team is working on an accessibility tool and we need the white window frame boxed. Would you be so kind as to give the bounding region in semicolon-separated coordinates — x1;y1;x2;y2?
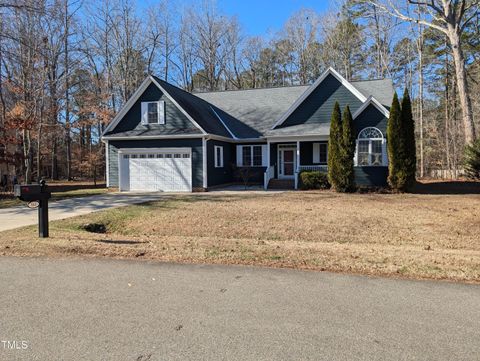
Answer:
141;101;165;125
236;145;266;167
355;127;387;167
214;145;224;168
313;142;328;164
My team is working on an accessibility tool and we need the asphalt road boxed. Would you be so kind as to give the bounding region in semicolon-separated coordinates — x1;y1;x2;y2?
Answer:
0;193;169;232
0;258;479;361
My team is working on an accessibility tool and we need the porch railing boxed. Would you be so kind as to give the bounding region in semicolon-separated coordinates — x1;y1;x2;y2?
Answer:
264;165;275;190
297;165;328;172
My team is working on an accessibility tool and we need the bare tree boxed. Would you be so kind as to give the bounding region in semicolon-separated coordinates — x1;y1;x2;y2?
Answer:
367;0;478;143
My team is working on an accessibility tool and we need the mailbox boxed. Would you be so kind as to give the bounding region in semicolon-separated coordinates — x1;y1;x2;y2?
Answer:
14;180;51;238
14;184;51;202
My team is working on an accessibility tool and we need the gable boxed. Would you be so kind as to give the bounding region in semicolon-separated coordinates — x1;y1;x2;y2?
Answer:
104;82;202;137
278;73;363;129
353;103;388;137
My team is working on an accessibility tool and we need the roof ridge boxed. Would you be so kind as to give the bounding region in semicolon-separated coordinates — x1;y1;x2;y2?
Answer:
193;84;309;95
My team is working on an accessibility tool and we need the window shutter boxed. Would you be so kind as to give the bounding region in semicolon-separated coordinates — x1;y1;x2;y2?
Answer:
382;139;388;165
313;143;320;163
261;144;268;166
141;102;148;125
158;101;165;124
236;145;242;167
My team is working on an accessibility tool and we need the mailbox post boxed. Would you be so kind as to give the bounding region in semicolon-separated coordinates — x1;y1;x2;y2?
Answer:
14;179;52;238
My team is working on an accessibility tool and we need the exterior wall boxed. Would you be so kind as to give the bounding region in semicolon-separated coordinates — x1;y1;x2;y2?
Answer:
108;138;204;188
108;83;199;135
269;142;297;178
354;167;388;187
207;139;236;186
353;103;388;137
354;103;389;186
234;142;267;183
299;141;328;165
279;74;363;128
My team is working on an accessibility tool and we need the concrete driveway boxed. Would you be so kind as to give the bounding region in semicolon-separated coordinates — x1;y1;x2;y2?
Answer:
0;192;167;232
0;258;478;361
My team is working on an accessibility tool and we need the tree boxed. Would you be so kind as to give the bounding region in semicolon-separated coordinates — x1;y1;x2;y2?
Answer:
464;139;480;179
367;0;479;144
401;88;417;189
328;102;343;190
387;92;407;190
340;106;356;192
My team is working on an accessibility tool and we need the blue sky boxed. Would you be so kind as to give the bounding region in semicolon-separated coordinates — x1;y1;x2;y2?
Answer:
140;0;332;36
216;0;331;35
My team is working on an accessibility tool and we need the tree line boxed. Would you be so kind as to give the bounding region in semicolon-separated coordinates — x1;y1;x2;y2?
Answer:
0;0;478;185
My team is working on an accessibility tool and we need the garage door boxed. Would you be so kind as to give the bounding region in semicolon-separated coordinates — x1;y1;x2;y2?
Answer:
119;149;192;192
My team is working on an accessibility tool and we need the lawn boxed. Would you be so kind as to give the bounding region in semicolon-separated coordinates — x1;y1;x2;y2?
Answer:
0;187;109;209
1;191;479;283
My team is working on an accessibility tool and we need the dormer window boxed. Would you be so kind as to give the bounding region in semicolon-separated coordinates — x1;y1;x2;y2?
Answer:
141;101;165;125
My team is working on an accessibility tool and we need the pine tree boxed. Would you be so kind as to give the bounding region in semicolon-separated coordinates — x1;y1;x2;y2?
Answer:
401;88;416;190
339;105;356;192
387;92;406;190
464;139;480;180
328;102;343;190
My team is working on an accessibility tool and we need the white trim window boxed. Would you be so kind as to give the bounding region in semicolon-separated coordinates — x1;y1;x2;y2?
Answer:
141;101;165;125
237;145;264;167
355;127;387;166
214;145;224;168
313;142;328;164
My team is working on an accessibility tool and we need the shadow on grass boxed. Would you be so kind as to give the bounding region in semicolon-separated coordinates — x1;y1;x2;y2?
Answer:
412;181;480;195
96;239;148;245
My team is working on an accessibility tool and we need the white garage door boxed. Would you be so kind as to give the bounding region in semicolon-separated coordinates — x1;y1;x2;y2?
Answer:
119;149;192;192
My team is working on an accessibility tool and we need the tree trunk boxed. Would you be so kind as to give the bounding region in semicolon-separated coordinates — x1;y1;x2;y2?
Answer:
447;26;476;144
445;44;451;174
64;0;73;180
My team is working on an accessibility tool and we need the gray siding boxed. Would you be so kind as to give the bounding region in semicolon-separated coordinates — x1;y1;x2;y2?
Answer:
354;103;388;137
300;141;328;165
280;74;363;128
234;142;267;183
353;103;389;186
106;83;200;136
207;139;236;186
354;167;388;187
107;138;204;189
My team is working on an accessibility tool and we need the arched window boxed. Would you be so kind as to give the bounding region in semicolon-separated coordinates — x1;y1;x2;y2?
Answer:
355;127;387;166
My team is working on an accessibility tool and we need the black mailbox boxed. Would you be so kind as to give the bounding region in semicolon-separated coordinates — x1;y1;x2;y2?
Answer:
14;180;51;238
14;184;51;202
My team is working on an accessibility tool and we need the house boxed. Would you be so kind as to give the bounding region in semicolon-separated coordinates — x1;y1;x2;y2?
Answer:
102;67;394;192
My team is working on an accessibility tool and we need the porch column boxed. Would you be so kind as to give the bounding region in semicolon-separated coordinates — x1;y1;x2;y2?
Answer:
295;140;300;189
296;141;300;172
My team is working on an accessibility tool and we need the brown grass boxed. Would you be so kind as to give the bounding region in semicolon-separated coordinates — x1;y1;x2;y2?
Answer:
1;191;479;283
0;187;110;209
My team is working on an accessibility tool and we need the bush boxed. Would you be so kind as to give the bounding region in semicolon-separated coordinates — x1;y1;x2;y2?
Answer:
299;171;330;190
339;105;356;192
328;102;343;190
387;92;405;190
464;139;480;180
401;88;416;190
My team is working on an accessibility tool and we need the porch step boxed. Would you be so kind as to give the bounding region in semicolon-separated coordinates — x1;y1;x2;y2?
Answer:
268;179;295;190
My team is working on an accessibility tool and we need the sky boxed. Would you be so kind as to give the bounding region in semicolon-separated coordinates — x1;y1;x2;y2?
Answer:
215;0;331;35
140;0;333;36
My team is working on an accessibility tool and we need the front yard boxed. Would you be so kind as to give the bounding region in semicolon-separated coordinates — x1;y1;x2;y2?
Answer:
1;190;479;283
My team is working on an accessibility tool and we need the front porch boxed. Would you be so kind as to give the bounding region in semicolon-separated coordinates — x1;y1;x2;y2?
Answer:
263;139;328;190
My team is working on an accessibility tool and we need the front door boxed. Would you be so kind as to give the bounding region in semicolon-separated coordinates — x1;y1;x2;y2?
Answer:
278;147;296;179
